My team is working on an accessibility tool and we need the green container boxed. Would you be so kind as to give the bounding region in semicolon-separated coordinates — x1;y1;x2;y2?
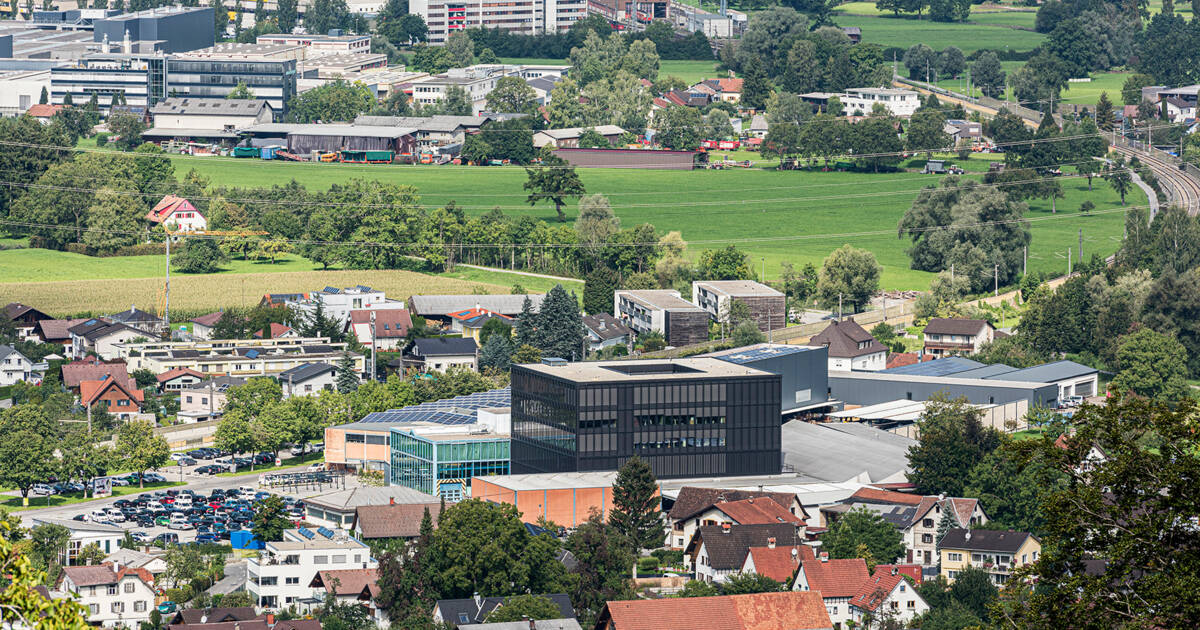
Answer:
233;147;259;158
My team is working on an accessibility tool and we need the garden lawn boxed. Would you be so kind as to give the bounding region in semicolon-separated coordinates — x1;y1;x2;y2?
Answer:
833;15;1046;52
160;152;1138;291
2;481;183;511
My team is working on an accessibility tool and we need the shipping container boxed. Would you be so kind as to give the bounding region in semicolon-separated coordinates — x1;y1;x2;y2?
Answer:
233;147;259;158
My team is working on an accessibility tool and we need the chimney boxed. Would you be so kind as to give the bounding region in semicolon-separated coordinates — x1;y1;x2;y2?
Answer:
201;615;208;625
819;552;829;563
721;523;731;534
390;497;395;505
524;616;535;630
767;537;776;549
791;547;799;561
473;592;482;609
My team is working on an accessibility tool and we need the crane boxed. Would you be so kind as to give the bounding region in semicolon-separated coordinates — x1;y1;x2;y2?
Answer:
158;228;269;337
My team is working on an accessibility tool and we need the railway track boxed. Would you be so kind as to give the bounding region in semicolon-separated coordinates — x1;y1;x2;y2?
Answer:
1111;144;1200;217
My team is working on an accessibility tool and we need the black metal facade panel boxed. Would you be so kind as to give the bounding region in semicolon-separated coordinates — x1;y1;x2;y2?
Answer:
510;366;782;479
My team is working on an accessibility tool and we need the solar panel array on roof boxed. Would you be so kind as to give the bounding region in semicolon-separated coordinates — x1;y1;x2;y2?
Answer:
297;527;315;540
317;527;335;539
358;387;511;426
715;345;815;365
880;356;984;376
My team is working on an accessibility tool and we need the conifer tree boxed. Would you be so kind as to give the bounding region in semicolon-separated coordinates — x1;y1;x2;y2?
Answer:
537;285;585;361
335;352;359;393
513;295;538;349
479;333;513;372
609;455;664;550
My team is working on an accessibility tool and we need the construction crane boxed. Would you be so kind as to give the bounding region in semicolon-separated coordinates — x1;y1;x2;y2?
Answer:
158;228;269;337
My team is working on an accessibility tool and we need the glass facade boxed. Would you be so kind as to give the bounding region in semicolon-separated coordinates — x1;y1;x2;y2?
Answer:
511;367;782;479
389;429;510;501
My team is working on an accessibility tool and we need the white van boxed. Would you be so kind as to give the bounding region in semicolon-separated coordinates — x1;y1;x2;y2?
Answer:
169;512;188;524
104;508;126;522
174;494;193;508
239;485;255;499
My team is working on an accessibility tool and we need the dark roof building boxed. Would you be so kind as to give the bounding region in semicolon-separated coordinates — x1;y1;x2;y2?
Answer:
810;320;885;359
939;528;1038;554
434;593;575;628
686;523;804;571
668;486;798;522
582;313;632;351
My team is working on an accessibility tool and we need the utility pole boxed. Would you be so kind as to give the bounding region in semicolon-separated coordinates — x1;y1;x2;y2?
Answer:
370;310;377;383
163;234;171;338
1023;246;1027;276
994;264;999;297
838;293;843;321
1067;247;1072;275
1078;228;1083;261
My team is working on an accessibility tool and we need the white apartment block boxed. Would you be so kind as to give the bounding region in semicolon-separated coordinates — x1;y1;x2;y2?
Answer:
115;337;365;378
247;528;376;610
410;0;587;44
57;563;157;628
840;87;920;118
408;63;567;114
291;285;405;327
255;33;372;58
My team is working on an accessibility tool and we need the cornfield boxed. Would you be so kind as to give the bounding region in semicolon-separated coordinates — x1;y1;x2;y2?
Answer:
0;269;507;318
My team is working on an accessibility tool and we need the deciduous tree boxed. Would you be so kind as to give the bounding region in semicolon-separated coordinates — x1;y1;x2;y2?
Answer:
116;420;169;488
907;394;1000;496
820;508;905;564
816;244;881;314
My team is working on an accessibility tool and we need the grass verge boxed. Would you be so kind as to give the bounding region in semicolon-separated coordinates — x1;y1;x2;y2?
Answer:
4;481;184;511
215;452;325;478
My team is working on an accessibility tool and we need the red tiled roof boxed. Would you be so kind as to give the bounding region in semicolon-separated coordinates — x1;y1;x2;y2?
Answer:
849;572;905;612
62;359;133;390
714;498;803;526
349;309;413;338
26;104;64;118
146;195;201;223
80;377;144;407
599;592;831;630
704;78;744;93
669;487;798;521
885;352;935;370
873;564;923;585
797;546;869;598
157;367;204;383
652;97;672;109
60;563;153;588
746;545;801;583
190;311;224;327
252;323;294;338
910;496;979;529
849;487;924;505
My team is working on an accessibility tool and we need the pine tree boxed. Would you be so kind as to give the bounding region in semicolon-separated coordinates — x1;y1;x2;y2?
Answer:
609;455;664;550
479;333;514;372
537;285;585;361
935;505;959;548
38;86;48;105
335;352;359;393
513;295;538;349
583;266;618;315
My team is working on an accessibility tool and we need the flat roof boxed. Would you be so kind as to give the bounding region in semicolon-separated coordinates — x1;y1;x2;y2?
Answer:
704;343;820;365
180;43;303;56
472;471;618;491
694;280;784;297
881;357;984;377
515;357;774;383
986;360;1097;383
243;123;417;138
830;371;1052;391
616;290;703;312
267;538;367;551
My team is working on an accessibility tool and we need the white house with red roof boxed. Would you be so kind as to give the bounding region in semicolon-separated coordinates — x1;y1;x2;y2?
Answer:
848;568;929;626
156;367;205;392
790;545;870;627
56;562;157;627
146;195;207;232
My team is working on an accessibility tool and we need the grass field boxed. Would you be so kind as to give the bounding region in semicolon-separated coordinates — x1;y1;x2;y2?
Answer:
833;15;1046;52
149;152;1140;291
501;57;722;85
932;69;1129;108
0;265;511;317
436;267;584;294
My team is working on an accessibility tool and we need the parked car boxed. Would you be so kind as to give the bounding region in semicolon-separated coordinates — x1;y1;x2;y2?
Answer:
153;533;179;546
157;601;177;614
130;531;151;543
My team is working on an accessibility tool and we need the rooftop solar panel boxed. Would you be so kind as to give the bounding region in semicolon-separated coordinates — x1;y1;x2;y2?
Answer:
880;356;984;377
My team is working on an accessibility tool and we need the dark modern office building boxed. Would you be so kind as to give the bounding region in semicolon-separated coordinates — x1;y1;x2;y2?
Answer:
704;343;836;419
510;358;782;479
166;57;297;113
93;6;214;54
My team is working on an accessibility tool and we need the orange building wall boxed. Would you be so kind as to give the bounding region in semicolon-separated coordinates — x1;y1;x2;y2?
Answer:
324;427;391;470
472;478;661;528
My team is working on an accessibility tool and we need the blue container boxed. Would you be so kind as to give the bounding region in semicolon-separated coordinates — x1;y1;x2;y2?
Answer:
230;530;263;550
260;147;277;160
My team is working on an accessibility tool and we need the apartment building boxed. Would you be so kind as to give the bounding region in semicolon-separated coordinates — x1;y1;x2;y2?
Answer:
939;528;1041;587
291;285;406;327
922;318;995;357
408;63;569;113
177;375;246;423
411;0;586;44
840;88;920;117
613;289;709;347
247;528;376;610
256;33;373;57
692;280;786;334
114;337;364;378
57;563;157;628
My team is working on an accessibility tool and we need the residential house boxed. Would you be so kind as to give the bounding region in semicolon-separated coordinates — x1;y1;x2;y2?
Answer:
57;563;157;628
293;286;406;326
872;563;923;585
81;376;145;420
69;319;150;360
686;523;805;584
407;294;544;328
303;485;442;530
533;125;625;148
939;528;1041;586
749;114;768;138
352;502;444;545
922;318;995;357
146;195;207;232
582;313;633;353
688;499;805;543
177;375;246;423
189;311;224;340
31;517;124;566
279;363;338;398
809;320;886;371
308;568;384;624
821;487;986;566
106;306;166;337
0;344;36;385
261;293;309;308
447;308;513;343
116;337;364;379
403;337;478;373
840;88;920;118
791;546;870;629
346;309;412;351
594;592;833;630
666;486;804;550
1054;433;1109;475
847;569;929;627
741;540;802;585
25;103;65;123
432;593;575;628
34;318;89;347
661;88;711;108
168;606;259;626
253;323;298;339
691;78;743;104
156;367;204;392
613;290;709;347
459;621;581;630
1151;84;1198;122
3;302;52;341
944;119;983;144
247;528;376;610
61;358;134;393
692;280;786;333
841;26;862;43
101;548;168;578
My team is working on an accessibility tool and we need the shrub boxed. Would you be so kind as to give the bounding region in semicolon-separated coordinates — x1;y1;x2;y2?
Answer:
95;133;109;147
637;557;660;572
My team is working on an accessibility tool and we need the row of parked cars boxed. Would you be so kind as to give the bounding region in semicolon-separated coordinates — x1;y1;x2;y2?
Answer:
31;473;169;496
75;486;307;545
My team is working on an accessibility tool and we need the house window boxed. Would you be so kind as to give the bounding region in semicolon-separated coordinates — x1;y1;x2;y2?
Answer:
923;518;934;528
285;577;299;585
921;534;933;544
907;600;916;609
111;602;124;613
185;396;193;404
107;585;117;596
948;553;962;562
89;604;99;615
124;582;135;593
314;555;328;564
135;601;147;612
332;555;346;564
